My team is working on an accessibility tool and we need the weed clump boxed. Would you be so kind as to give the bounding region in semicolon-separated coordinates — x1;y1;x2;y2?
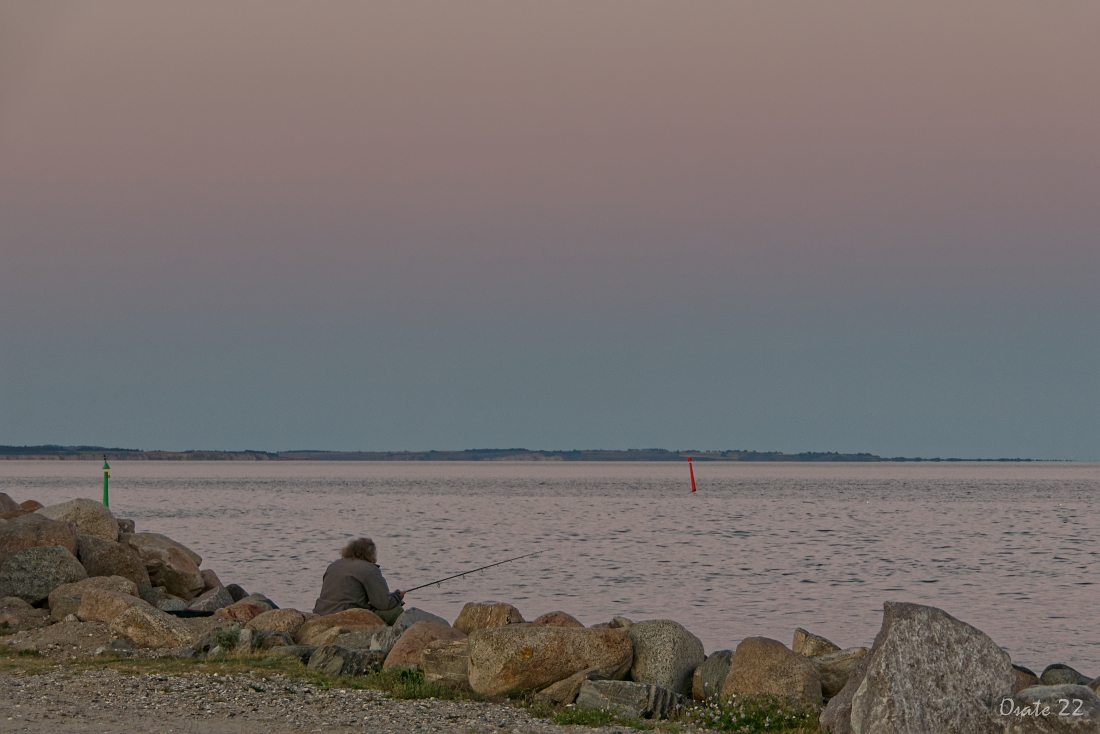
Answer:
687;692;821;732
360;667;460;700
208;626;241;650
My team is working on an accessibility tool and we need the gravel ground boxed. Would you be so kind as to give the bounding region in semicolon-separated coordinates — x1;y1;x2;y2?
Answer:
0;667;658;734
2;617;225;660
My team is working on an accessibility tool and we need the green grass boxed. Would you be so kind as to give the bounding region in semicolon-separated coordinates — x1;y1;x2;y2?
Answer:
359;666;465;700
547;693;820;733
551;705;649;728
549;704;692;732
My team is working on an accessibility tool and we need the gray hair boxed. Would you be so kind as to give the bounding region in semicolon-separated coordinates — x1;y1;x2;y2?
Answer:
340;537;377;563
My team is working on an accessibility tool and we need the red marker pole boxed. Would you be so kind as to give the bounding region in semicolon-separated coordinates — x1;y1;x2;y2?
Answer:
688;456;697;493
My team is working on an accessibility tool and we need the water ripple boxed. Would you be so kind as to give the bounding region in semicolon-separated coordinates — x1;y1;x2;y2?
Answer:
2;460;1098;672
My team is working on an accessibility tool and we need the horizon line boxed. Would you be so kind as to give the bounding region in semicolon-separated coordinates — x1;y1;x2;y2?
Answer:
0;444;1079;462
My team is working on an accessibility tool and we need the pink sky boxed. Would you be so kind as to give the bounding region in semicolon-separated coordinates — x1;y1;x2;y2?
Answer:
2;1;1098;456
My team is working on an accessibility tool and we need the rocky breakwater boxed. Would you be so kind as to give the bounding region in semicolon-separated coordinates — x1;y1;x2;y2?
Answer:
0;491;245;652
430;604;1100;728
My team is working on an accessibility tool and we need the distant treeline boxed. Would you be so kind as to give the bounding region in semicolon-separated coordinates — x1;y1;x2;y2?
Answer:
0;445;1036;462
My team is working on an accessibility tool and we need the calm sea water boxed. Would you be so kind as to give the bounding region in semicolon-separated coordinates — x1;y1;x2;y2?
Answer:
2;460;1098;672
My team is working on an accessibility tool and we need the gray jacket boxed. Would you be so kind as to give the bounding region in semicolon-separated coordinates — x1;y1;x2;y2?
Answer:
313;557;403;616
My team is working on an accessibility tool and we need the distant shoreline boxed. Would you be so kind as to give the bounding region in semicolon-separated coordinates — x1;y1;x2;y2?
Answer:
0;445;1043;462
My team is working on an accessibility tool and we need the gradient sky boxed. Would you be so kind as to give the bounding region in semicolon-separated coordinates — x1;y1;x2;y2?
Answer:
2;1;1098;458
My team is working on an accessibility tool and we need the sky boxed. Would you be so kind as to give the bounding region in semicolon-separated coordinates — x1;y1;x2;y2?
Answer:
1;1;1098;459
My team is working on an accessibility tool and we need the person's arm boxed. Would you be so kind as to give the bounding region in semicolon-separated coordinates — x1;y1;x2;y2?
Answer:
358;564;404;611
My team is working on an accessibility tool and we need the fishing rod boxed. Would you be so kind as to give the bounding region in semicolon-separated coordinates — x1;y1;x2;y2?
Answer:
404;551;542;594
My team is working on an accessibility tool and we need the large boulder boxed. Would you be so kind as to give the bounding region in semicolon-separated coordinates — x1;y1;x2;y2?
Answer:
0;514;78;566
120;534;205;600
467;625;633;697
723;637;822;704
609;616;634;629
159;597;187;612
0;595;30;612
48;575;139;621
295;608;384;644
137;584;188;611
76;535;150;586
226;584;249;601
1014;665;1041;693
625;619;705;696
0;493;19;513
0;595;50;633
369;607;452;654
392;606;450;630
238;628;294;651
0;545;87;604
533;611;584;628
36;498;118;541
820;644;873;734
576;680;685;720
306;624;385;647
239;627;296;655
352;629;396;651
307;645;386;676
384;621;466;668
332;628;388;650
266;645;318;664
123;532;202;567
77;588;151;623
422;639;471;687
20;500;45;512
246;609;306;636
835;602;1015;734
122;536;204;601
49;595;82;621
992;685;1100;733
49;575;139;607
693;649;733;701
109;604;196;648
237;593;277;610
150;547;204;600
814;647;869;699
199;569;223;592
214;601;267;625
793;627;842;657
1041;665;1093;687
453;601;525;635
187;586;233;612
537;667;613;705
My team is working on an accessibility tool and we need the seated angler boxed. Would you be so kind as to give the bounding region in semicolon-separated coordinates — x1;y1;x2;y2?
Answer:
313;537;405;623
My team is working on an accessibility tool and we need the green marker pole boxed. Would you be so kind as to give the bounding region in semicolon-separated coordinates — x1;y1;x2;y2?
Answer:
102;456;110;507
